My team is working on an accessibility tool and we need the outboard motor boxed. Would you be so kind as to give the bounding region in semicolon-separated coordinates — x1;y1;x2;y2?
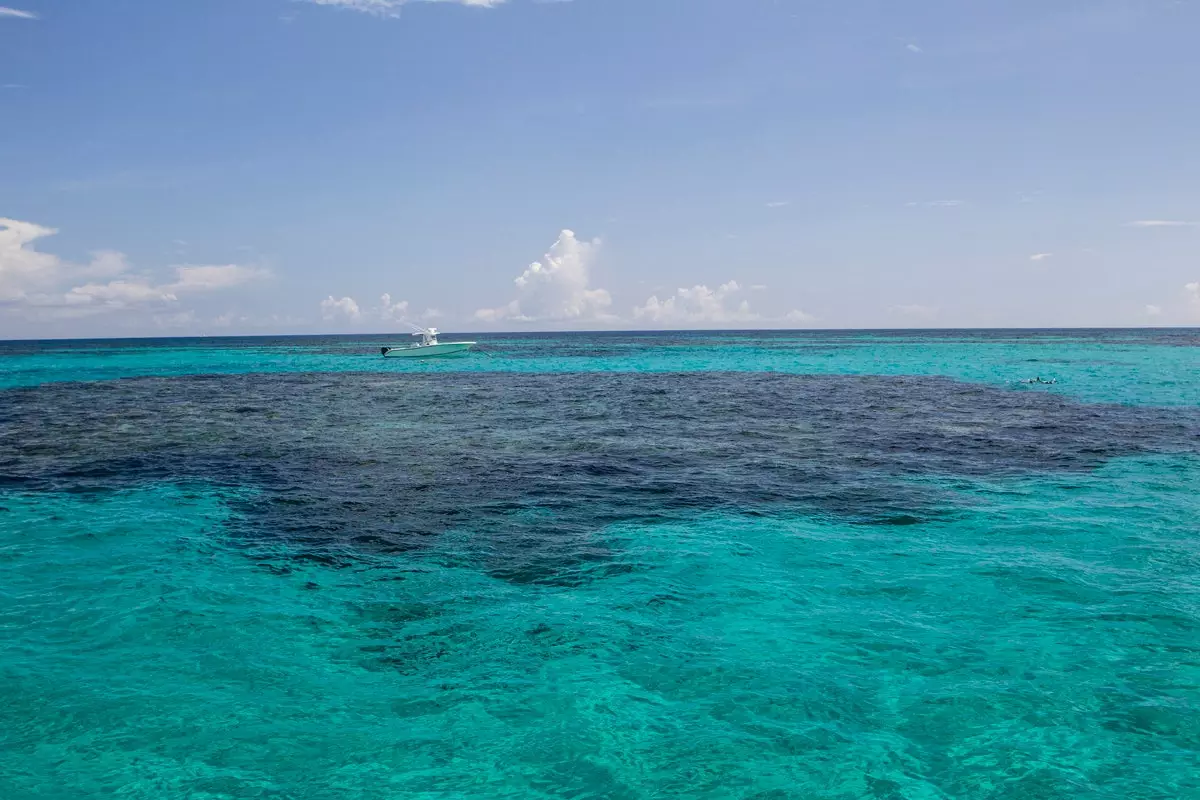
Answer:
381;347;390;356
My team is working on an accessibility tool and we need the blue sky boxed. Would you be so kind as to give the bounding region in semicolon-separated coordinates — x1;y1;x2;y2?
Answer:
1;0;1198;337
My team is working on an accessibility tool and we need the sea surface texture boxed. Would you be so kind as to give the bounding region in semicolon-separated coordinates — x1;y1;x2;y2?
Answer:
1;330;1198;799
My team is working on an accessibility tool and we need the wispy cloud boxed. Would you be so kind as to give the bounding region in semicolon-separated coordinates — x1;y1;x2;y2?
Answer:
170;265;269;292
906;43;923;53
1030;253;1053;261
892;303;938;320
906;200;965;208
0;7;37;19
765;201;789;209
306;0;506;15
1126;220;1196;228
1;217;265;319
1144;304;1162;317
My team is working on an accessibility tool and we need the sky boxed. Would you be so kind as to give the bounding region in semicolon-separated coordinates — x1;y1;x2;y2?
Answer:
1;0;1199;337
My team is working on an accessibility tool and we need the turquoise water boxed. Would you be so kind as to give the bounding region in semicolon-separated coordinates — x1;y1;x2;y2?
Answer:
2;329;1198;405
1;331;1198;798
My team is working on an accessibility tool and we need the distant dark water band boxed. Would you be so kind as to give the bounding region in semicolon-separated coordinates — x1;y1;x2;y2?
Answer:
3;371;1197;584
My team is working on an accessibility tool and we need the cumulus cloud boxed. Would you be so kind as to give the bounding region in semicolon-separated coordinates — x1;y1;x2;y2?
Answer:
320;293;412;323
475;229;612;323
0;218;263;319
306;0;505;15
0;7;37;19
0;218;61;301
633;280;758;325
379;292;409;320
321;296;362;320
785;309;816;323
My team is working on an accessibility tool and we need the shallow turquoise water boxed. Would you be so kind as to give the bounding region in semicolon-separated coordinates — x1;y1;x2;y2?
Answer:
1;331;1198;799
2;329;1198;405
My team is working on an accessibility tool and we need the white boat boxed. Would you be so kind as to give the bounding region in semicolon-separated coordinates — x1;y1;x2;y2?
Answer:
381;327;475;359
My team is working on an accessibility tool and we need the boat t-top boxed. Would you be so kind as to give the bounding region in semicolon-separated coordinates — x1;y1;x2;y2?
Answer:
381;325;476;358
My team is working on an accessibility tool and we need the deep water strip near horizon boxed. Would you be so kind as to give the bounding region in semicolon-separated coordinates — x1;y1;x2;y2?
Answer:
1;459;1198;799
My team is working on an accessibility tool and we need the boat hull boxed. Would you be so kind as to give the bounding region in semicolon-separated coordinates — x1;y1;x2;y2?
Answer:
382;342;475;358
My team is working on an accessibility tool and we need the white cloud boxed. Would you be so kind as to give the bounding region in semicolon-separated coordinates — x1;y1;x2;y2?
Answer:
1144;304;1162;317
65;280;178;308
51;267;263;313
1030;253;1053;261
1127;220;1196;228
785;309;816;323
421;307;443;321
320;292;412;323
306;0;506;16
379;292;409;320
0;7;37;19
80;250;134;280
475;229;612;323
765;201;789;208
1;218;265;322
0;218;61;301
170;264;268;292
906;43;923;53
633;280;758;325
321;295;362;320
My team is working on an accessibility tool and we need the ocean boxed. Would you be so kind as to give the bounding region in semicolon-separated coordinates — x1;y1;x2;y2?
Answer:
1;329;1198;799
